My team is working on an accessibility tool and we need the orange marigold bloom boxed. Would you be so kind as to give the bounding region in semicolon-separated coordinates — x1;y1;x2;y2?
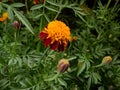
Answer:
0;12;8;22
39;20;72;52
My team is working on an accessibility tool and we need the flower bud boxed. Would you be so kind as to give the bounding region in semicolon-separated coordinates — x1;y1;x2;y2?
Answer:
13;20;21;30
57;59;70;73
102;56;112;65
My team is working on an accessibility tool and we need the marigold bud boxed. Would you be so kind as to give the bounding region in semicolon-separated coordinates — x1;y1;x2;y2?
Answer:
102;56;112;64
57;59;70;73
13;20;21;30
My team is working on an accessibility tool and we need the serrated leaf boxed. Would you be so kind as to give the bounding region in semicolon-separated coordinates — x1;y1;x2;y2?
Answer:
11;3;25;8
13;9;34;34
77;62;86;76
58;78;67;88
30;4;43;10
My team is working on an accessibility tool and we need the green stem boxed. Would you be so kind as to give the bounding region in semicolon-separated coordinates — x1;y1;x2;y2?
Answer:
38;47;49;65
94;63;104;68
54;7;62;20
25;0;29;14
13;31;17;57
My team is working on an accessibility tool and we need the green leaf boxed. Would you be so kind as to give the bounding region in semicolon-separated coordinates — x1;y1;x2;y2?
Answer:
85;61;91;70
11;3;25;8
30;4;43;10
45;72;59;81
87;77;91;90
35;84;40;90
91;73;101;84
13;9;34;34
68;56;77;61
46;0;59;6
77;61;86;76
45;6;58;12
7;7;14;21
58;78;67;88
25;78;33;86
19;81;27;87
34;14;43;19
0;79;9;87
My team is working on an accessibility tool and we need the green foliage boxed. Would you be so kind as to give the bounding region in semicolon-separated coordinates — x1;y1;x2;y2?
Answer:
0;0;120;90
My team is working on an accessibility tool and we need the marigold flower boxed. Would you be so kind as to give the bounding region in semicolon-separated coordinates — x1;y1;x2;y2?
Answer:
57;59;70;73
0;12;8;22
39;20;72;52
102;56;112;65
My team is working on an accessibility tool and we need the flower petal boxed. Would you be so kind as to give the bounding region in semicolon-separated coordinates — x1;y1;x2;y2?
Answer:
43;38;52;47
40;32;48;40
58;42;65;52
50;41;59;50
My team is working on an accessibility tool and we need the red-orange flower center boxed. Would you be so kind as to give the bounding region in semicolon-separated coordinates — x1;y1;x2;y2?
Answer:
39;20;72;52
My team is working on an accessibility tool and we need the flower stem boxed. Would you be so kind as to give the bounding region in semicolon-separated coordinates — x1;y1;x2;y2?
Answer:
25;0;29;14
54;7;62;20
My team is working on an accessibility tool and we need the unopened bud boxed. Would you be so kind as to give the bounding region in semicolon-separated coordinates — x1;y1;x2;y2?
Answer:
13;20;21;30
57;59;70;73
102;56;112;65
